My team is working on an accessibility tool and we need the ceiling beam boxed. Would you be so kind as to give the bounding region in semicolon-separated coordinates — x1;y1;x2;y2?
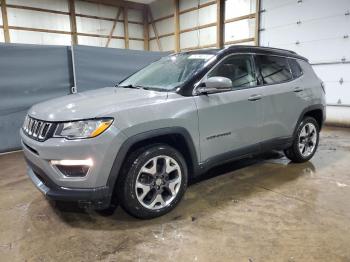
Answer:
148;1;217;25
81;0;146;10
6;4;69;15
179;0;216;15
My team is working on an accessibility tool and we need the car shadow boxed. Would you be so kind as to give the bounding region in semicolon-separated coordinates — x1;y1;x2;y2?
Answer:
51;151;316;230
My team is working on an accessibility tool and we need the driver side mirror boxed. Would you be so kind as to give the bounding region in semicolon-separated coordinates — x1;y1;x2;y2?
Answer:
196;77;232;95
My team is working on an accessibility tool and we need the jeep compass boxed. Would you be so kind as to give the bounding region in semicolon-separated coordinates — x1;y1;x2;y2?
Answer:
21;45;326;219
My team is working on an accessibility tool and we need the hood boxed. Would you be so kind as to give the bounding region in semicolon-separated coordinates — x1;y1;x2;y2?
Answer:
29;87;168;121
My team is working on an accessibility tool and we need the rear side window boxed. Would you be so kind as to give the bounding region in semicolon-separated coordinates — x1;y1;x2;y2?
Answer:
288;59;303;78
258;55;292;84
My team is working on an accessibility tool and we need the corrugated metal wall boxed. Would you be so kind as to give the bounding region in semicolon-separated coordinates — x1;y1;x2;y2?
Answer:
179;0;217;49
260;0;350;126
149;0;257;51
149;0;175;51
1;0;145;50
260;0;350;106
224;0;256;46
75;0;124;48
8;0;71;45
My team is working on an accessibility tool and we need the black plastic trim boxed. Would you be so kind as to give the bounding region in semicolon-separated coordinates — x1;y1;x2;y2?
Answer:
24;156;110;209
197;136;293;175
106;126;296;195
177;45;309;96
106;127;199;195
22;141;39;155
295;104;326;133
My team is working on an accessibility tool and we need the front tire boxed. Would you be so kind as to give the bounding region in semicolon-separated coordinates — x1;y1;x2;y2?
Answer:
117;144;188;219
284;117;320;163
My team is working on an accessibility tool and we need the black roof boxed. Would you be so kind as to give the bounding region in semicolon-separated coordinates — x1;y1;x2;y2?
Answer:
183;45;308;61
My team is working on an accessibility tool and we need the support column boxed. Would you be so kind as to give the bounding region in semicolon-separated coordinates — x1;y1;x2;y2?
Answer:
68;0;78;45
124;7;129;49
143;6;149;50
1;0;10;43
174;0;180;52
216;0;225;48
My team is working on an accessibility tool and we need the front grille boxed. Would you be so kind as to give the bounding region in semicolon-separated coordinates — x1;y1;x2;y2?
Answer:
22;115;55;142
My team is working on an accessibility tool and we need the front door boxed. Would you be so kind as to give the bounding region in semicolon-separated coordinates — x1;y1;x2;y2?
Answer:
194;54;263;163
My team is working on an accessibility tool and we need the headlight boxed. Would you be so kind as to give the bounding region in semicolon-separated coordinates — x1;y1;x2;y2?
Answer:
54;118;113;139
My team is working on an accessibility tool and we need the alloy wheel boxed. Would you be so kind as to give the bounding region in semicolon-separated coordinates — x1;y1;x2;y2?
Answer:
135;155;182;210
298;122;317;157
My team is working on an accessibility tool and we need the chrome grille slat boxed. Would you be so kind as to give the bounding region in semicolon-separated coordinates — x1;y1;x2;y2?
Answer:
33;121;42;137
39;123;51;139
23;116;30;132
37;123;46;139
28;119;34;135
31;120;38;136
22;116;53;142
27;118;32;134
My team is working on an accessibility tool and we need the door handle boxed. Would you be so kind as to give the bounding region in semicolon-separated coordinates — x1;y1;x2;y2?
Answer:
293;87;304;93
248;94;262;101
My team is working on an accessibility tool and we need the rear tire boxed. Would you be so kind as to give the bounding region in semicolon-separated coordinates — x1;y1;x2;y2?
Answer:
284;117;320;163
117;144;188;219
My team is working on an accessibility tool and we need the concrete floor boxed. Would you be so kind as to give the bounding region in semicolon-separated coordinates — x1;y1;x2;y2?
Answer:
0;127;350;262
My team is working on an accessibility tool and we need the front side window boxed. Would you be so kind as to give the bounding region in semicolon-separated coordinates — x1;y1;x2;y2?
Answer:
119;53;214;91
258;55;292;84
208;55;257;89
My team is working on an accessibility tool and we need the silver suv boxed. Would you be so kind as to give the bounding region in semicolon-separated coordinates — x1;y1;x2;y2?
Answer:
21;45;326;219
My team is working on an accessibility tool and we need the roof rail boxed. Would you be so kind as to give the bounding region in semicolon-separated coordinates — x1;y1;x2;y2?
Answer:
227;45;297;55
258;46;297;54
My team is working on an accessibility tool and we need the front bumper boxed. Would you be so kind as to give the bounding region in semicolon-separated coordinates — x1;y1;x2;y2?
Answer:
20;125;128;209
25;156;110;209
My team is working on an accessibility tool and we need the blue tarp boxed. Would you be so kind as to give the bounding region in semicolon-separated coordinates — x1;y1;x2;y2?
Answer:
0;43;167;152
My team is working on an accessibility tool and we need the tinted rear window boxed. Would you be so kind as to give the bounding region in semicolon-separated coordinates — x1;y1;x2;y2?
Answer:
288;59;303;78
258;55;292;84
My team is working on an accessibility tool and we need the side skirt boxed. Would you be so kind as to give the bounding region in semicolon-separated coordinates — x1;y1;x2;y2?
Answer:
195;136;292;176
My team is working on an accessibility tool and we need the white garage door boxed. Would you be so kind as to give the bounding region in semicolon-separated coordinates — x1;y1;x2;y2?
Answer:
259;0;350;106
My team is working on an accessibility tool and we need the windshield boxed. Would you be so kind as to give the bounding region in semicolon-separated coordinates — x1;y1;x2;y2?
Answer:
118;53;214;91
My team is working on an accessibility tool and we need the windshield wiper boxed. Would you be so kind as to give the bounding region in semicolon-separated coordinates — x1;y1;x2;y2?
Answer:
118;84;153;90
118;84;141;89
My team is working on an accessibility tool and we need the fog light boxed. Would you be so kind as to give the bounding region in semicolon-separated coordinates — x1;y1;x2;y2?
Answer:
51;159;93;166
51;159;93;177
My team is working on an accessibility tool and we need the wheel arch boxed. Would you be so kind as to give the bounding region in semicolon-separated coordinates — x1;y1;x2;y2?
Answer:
303;108;324;131
106;127;199;202
294;104;325;136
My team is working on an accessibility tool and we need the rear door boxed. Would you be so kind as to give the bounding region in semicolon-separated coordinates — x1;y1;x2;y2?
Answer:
194;54;264;163
256;55;311;143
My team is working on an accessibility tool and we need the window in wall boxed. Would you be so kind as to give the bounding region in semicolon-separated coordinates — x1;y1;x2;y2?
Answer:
288;59;303;79
208;55;257;88
258;55;292;84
